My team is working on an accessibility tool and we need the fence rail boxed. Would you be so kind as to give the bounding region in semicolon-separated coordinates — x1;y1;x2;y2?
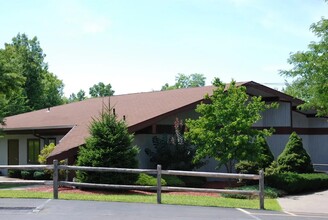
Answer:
313;164;328;173
0;160;265;209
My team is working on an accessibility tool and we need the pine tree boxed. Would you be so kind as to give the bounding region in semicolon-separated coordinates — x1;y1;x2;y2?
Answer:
277;132;313;173
76;107;139;184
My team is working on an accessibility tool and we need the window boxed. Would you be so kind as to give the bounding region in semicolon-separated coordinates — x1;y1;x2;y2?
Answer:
27;139;40;164
45;138;56;146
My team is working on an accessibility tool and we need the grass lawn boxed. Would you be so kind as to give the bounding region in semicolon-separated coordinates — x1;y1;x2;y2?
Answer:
0;190;281;211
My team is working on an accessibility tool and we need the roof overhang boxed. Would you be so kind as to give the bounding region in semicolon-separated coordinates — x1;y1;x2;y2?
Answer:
3;125;74;135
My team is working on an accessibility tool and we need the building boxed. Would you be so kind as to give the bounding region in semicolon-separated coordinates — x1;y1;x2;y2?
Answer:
0;81;327;175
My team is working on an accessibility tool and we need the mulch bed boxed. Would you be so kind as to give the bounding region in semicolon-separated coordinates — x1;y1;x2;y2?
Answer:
26;181;241;198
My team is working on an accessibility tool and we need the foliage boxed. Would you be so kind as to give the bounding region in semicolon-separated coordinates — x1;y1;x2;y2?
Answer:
68;89;87;103
162;175;185;186
76;107;139;184
161;73;206;90
280;18;328;116
135;173;167;186
38;143;56;164
277;132;313;173
235;161;259;174
20;170;35;180
145;118;205;170
221;185;285;199
33;171;51;180
266;173;328;194
8;169;22;178
265;161;280;175
185;78;277;173
89;82;115;97
0;33;64;120
236;139;274;175
38;143;66;179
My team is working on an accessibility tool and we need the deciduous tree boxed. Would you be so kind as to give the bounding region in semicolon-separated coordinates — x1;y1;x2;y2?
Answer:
185;78;276;173
161;73;206;91
281;18;328;116
89;82;114;97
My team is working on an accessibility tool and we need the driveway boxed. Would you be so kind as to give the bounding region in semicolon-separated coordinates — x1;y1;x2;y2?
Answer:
278;189;328;216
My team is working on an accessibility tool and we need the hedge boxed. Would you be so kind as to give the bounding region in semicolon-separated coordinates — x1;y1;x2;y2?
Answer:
266;173;328;194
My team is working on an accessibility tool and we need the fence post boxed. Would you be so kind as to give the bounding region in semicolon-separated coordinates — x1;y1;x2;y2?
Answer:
157;164;162;204
259;169;264;210
53;160;59;199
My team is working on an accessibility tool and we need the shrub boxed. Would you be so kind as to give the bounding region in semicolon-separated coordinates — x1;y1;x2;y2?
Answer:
76;107;139;184
145;118;205;171
33;170;51;180
235;139;274;175
221;185;285;199
38;143;55;164
8;169;21;178
135;173;166;186
235;160;259;174
162;175;185;186
266;173;328;194
38;143;66;180
21;170;35;180
277;132;313;173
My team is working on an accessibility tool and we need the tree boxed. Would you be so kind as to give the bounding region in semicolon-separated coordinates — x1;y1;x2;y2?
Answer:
145;118;205;170
235;138;274;174
0;33;65;115
68;89;87;103
185;78;277;173
89;82;115;97
76;107;139;184
277;132;314;173
0;48;25;124
161;73;206;91
280;18;328;116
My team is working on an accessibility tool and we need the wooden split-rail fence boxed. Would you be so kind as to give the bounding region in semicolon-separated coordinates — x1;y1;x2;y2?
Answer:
0;160;265;209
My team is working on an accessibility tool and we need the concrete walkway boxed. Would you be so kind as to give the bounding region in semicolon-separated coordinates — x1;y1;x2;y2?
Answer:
278;189;328;215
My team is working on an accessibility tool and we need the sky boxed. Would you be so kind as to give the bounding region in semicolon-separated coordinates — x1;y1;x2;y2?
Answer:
1;0;327;96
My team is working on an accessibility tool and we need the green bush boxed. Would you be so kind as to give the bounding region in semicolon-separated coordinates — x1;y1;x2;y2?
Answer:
33;171;51;180
145;118;205;171
266;173;328;194
235;161;259;174
77;107;139;185
221;185;285;199
21;170;35;180
162;175;185;186
235;139;274;176
277;132;313;173
135;173;166;186
8;169;21;178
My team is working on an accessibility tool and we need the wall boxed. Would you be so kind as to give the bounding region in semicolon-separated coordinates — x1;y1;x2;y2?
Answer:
0;134;64;175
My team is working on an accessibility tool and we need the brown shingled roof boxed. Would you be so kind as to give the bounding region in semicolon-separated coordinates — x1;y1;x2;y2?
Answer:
3;85;224;160
3;81;304;161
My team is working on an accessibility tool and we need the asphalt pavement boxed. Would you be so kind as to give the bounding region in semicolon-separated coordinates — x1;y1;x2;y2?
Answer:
0;198;328;220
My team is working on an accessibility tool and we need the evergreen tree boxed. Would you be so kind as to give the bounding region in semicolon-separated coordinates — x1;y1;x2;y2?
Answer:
277;132;313;173
76;107;139;184
235;138;274;174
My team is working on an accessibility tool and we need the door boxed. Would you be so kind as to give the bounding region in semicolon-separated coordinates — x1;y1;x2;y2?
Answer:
8;139;19;165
